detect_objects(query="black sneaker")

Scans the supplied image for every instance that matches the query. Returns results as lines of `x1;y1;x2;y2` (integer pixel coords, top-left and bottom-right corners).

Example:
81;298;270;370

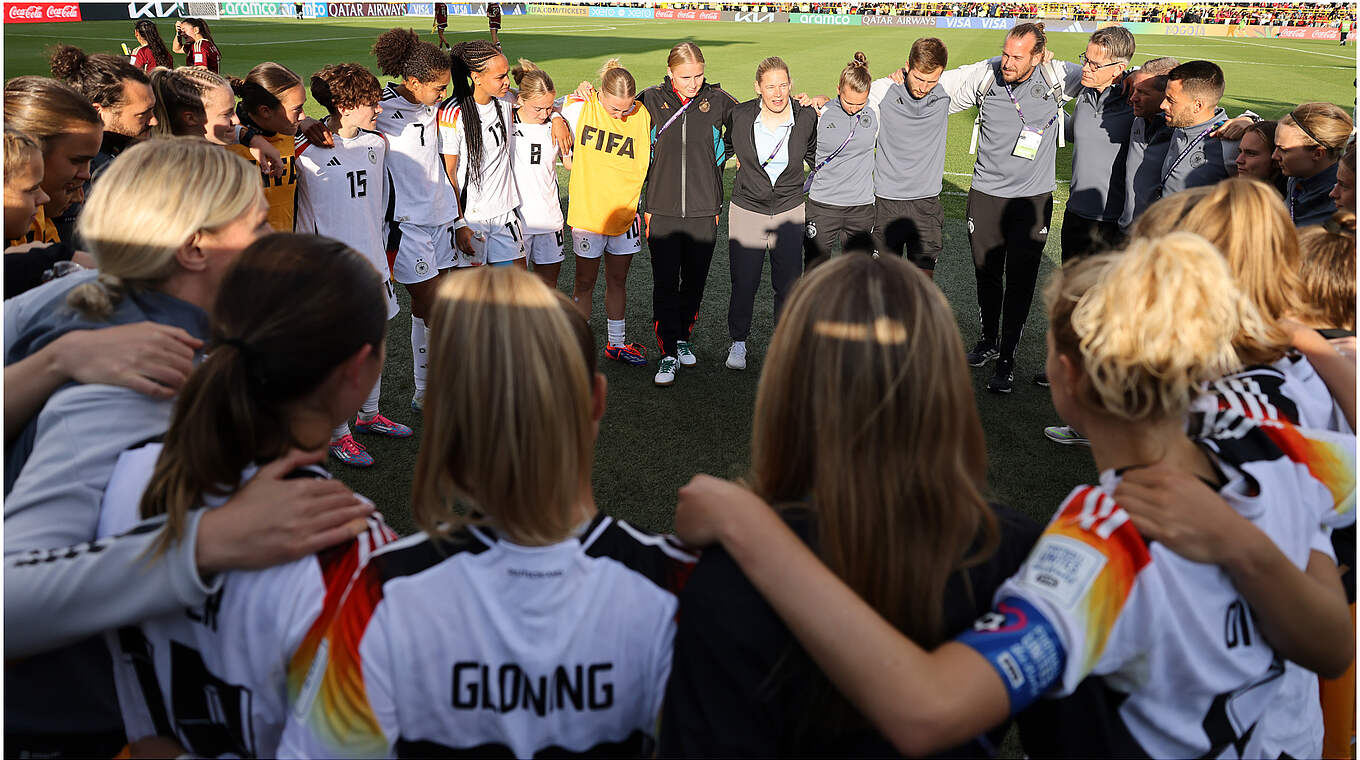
987;359;1015;394
1033;372;1050;387
966;340;1000;367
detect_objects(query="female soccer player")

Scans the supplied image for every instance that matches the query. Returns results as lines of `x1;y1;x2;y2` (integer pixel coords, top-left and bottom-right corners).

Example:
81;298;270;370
803;53;878;270
3;130;50;243
1298;211;1356;334
1234;120;1288;197
672;234;1352;758
1331;139;1356;214
279;267;695;757
228;62;307;232
130;19;172;71
296;62;413;468
1273;102;1354;227
174;18;219;72
661;252;1041;754
96;233;395;759
439;40;525;268
563;60;652;368
2;77;102;247
721;56;817;371
511;59;570;288
371;27;455;412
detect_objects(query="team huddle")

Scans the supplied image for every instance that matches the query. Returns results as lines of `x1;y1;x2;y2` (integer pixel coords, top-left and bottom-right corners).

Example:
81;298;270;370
2;7;1359;760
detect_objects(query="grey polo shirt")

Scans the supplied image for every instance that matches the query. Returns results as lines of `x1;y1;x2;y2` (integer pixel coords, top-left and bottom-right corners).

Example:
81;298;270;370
1119;113;1174;229
1068;80;1135;222
1287;161;1339;227
808;97;878;207
1159;107;1239;197
971;63;1075;199
869;77;952;201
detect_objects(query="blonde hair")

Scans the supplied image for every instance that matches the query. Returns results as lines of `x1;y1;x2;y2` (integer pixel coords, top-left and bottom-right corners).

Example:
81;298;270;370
1130;178;1295;364
70;137;262;320
754;56;789;85
839;51;871;94
598;58;636;100
4;128;42;181
3;76;102;149
666;41;704;69
511;58;555;102
1047;233;1265;421
751;252;997;730
1298;211;1357;331
413;267;596;545
1280;102;1354;160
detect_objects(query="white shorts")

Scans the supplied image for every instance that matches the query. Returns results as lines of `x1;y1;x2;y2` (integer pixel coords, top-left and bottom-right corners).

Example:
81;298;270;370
572;216;642;260
525;229;566;265
391;220;457;284
381;278;399;320
462;210;526;267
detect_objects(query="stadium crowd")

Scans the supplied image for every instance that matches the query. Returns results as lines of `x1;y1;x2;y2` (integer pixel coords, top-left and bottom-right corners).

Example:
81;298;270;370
3;5;1358;758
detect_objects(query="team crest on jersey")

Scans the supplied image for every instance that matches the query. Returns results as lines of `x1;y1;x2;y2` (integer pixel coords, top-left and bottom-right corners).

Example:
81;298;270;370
805;222;817;239
1031;83;1046;99
581;238;591;252
861;114;873;128
368;147;377;165
699;99;710;112
415;258;430;276
1189;152;1206;168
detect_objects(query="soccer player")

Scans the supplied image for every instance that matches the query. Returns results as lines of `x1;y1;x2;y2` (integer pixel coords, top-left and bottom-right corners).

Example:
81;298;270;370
371;27;455;412
3;130;50;243
433;1;450;49
671;233;1354;759
129;20;173;71
1156;60;1238;197
510;59;570;288
173;18;219;72
296;63;414;468
1234;120;1289;196
439;40;525;268
97;234;395;759
563;61;652;369
1298;211;1356;335
278;267;696;757
1331;139;1357;214
802;53;877;271
227;63;307;232
1273;102;1354;227
661;252;1042;755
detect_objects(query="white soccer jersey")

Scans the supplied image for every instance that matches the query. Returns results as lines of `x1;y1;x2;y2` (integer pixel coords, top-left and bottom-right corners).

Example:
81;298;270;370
959;410;1354;758
437;95;519;222
511;117;564;235
279;514;697;758
96;442;395;758
377;83;458;227
295;129;392;283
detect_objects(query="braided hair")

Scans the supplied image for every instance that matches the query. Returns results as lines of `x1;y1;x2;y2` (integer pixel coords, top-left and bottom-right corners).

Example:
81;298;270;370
449;39;505;190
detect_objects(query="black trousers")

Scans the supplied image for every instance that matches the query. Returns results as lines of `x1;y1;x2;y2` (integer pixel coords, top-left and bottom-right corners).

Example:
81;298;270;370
873;195;945;270
1059;209;1124;263
802;198;875;269
727;202;804;342
649;213;717;357
966;188;1053;361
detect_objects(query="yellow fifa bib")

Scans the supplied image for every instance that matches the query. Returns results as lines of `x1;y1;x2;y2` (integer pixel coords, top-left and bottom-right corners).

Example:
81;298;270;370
228;131;298;232
566;94;651;236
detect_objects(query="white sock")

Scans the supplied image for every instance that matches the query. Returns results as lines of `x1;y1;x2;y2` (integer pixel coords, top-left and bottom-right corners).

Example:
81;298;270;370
331;422;351;442
359;376;381;420
607;319;626;348
412;317;429;394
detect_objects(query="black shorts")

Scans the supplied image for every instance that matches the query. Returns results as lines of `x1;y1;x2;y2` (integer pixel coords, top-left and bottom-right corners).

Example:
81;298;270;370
803;198;875;267
874;195;944;270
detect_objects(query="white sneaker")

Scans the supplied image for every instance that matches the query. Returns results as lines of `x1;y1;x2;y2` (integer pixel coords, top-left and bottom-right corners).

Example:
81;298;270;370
654;355;678;386
676;340;697;367
726;341;747;370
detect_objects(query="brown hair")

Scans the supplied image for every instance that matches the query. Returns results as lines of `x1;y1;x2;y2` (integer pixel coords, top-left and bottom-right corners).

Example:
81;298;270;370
1279;102;1354;160
511;58;555;101
907;37;948;72
598;58;637;100
449;39;508;190
229;62;303;118
838;51;871;94
754;56;789;85
1167;60;1225;104
412;267;598;546
310;62;382;115
1008;21;1047;54
373;27;450;83
1298;211;1357;331
181;17;214;43
2;76;102;149
751;252;997;731
666;41;704;69
149;68;205;137
140;234;387;552
133;20;173;69
49;44;148;108
1343;137;1357;174
4;129;42;181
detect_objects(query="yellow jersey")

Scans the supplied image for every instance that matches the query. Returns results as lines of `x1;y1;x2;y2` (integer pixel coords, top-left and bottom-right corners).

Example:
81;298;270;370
563;93;651;236
227;131;298;232
8;205;61;248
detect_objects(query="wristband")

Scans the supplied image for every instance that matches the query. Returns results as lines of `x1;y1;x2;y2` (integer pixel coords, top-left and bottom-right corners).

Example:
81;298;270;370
239;125;263;147
453;217;469;231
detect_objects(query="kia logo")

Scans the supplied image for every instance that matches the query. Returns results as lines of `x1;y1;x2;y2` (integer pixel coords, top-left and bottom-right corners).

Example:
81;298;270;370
734;11;773;22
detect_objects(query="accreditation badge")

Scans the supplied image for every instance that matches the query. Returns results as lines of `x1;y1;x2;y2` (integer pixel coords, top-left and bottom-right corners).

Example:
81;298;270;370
1013;126;1043;161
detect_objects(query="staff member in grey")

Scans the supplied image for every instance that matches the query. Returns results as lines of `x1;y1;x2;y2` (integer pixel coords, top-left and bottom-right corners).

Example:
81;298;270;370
1118;57;1180;231
947;22;1080;395
803;52;877;269
1274;102;1354;227
1156;60;1238;198
721;56;817;371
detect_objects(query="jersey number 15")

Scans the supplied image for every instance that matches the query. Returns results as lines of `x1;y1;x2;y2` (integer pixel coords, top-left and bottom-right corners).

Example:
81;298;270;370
347;170;368;199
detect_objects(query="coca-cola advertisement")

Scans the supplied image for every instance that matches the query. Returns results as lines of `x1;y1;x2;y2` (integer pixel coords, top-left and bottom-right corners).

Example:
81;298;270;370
1277;26;1341;40
654;8;718;21
6;2;82;22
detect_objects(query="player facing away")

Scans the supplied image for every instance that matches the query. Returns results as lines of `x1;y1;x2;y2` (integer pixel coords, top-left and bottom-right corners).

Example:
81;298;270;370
432;2;449;49
97;234;396;758
562;60;651;367
279;267;696;757
510;60;570;288
296;63;414;468
439;40;526;268
371;27;455;413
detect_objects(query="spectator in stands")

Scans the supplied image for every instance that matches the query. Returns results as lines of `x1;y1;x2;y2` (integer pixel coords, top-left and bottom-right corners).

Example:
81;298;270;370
1235;120;1289;197
1274;102;1354;226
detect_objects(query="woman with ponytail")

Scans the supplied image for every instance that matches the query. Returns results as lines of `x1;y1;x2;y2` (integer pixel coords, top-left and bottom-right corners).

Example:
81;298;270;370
802;52;878;269
226;62;307;231
130;19;173;71
510;59;571;287
95;233;395;759
173;17;219;72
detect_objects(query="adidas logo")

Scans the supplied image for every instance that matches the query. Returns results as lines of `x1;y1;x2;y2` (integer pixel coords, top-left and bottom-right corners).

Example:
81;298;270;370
1039;226;1048;235
325;157;342;167
391;111;403;120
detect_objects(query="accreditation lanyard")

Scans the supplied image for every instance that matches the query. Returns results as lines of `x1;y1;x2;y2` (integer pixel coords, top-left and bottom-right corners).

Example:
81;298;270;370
759;121;792;169
656;97;694;138
1159;118;1227;190
802;110;862;193
1003;81;1062;133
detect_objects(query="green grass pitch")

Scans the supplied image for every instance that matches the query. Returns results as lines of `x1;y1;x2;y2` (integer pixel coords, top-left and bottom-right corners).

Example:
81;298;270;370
5;16;1356;538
